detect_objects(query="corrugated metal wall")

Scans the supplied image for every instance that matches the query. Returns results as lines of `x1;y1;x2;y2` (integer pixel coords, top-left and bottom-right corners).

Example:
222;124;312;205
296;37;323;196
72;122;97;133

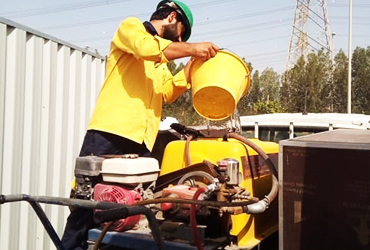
0;17;106;250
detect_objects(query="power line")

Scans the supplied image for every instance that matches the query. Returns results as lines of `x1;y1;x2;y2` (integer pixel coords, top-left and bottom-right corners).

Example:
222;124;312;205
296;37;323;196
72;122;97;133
2;0;241;19
253;58;287;66
331;16;370;21
328;3;370;8
40;5;293;31
1;0;135;18
246;50;287;60
197;6;293;25
194;18;291;39
223;35;289;48
70;20;290;46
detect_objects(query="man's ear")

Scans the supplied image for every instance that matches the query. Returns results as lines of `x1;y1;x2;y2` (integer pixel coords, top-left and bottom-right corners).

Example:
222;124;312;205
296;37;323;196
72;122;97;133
168;11;177;24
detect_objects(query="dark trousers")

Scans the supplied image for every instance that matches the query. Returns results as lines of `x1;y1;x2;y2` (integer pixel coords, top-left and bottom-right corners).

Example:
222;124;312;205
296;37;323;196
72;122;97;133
61;130;150;250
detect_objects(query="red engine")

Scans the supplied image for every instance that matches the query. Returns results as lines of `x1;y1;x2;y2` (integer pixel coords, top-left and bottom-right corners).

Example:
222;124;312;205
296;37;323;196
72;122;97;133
94;183;142;231
83;156;160;231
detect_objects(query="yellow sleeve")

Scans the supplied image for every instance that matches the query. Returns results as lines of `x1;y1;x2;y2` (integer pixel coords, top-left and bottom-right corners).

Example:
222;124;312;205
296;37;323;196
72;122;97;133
112;17;172;64
70;177;76;190
162;68;191;104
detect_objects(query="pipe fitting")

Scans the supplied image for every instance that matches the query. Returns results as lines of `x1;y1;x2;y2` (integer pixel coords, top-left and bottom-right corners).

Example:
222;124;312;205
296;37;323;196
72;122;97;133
206;182;218;192
243;197;270;214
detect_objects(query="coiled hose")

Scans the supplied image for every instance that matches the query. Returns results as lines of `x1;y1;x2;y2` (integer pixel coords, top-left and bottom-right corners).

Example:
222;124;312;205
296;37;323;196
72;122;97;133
177;171;215;185
228;132;279;213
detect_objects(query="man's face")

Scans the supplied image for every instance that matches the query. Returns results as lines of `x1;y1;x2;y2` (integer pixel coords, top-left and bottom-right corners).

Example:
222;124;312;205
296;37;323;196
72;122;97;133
162;21;185;42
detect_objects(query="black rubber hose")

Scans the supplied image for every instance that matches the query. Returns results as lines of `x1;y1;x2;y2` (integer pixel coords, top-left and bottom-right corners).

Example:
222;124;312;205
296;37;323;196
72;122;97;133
0;194;258;208
134;197;258;207
94;206;129;223
228;133;279;213
0;194;123;209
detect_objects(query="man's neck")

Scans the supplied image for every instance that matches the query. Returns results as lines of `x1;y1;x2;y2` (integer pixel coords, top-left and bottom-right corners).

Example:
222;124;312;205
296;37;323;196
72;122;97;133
149;20;163;37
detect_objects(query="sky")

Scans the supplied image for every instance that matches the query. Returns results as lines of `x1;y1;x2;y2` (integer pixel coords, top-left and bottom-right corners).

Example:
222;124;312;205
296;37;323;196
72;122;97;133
0;0;369;74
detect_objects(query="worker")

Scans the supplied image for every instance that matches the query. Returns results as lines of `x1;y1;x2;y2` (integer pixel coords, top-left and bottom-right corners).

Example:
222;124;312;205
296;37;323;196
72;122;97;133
61;1;219;249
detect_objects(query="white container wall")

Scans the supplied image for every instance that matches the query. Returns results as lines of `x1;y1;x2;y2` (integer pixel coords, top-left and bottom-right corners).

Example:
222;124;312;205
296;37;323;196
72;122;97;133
0;17;106;250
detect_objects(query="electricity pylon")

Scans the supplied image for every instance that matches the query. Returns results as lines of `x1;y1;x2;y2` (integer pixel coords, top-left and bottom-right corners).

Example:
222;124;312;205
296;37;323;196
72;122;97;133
286;0;334;70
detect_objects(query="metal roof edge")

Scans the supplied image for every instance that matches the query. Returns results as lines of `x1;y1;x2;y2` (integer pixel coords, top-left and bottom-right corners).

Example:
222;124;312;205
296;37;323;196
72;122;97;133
240;113;370;129
0;16;107;60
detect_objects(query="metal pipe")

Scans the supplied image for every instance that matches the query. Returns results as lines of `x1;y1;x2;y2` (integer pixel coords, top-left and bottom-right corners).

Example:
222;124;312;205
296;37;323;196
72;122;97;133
0;195;165;250
0;195;69;250
28;200;65;250
0;194;120;209
348;0;353;114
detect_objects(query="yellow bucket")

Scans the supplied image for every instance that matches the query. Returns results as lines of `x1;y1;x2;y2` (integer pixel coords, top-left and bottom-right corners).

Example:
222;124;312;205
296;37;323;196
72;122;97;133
190;50;251;120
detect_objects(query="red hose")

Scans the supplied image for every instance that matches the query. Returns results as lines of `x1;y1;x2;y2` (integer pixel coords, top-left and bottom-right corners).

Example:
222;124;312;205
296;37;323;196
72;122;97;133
190;187;206;250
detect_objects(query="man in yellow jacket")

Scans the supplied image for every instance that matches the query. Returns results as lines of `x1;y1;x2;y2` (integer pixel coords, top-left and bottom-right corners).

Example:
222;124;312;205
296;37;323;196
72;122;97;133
62;1;219;249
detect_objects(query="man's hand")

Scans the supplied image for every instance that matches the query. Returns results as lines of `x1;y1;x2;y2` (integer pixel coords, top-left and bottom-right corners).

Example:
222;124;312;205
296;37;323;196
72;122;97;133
190;42;219;60
182;43;219;83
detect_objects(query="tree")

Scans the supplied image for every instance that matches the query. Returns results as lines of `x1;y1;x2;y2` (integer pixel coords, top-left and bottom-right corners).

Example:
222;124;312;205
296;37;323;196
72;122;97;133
246;67;284;115
249;70;261;103
240;70;260;115
280;70;292;111
162;60;204;125
253;100;284;114
167;60;184;75
352;46;370;114
281;55;307;113
332;49;348;113
304;50;332;113
237;60;255;115
281;51;333;113
259;67;280;102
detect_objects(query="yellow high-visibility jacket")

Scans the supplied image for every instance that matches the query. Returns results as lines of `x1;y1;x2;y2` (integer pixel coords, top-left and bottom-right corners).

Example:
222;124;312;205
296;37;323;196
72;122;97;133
88;17;190;151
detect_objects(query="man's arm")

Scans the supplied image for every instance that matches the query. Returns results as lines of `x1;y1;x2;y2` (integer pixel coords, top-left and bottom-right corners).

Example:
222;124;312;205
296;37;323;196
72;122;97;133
163;42;219;61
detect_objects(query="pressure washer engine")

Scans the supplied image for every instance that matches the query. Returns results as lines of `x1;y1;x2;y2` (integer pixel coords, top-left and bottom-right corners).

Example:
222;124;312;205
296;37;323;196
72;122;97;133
74;154;159;232
73;126;279;250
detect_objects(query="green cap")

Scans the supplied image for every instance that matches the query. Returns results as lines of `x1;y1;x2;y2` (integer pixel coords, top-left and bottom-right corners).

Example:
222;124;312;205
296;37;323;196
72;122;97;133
157;0;193;42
